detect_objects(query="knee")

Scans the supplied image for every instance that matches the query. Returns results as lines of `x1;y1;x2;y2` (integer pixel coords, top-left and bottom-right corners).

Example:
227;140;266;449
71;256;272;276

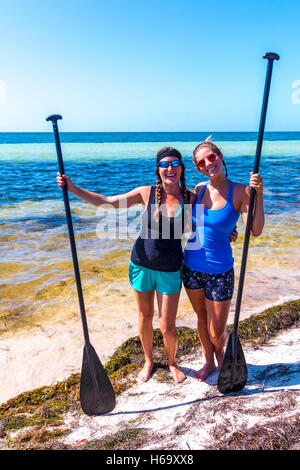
139;310;154;322
160;322;176;338
209;328;227;344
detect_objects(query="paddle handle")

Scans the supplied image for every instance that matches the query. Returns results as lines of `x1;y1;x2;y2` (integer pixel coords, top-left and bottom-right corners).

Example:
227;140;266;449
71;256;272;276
47;114;90;345
233;53;279;333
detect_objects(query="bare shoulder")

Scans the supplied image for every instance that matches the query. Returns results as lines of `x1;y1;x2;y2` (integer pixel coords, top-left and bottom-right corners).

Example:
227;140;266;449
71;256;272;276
111;185;151;208
233;182;250;199
138;185;152;205
139;185;152;194
188;189;197;205
138;185;151;193
120;185;150;198
232;181;250;212
195;181;207;196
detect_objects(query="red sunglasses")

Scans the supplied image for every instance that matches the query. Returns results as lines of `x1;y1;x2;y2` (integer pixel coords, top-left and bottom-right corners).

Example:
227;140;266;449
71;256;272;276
196;153;217;169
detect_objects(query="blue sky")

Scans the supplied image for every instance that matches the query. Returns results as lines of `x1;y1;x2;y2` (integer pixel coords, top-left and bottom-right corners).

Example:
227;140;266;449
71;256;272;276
0;0;299;132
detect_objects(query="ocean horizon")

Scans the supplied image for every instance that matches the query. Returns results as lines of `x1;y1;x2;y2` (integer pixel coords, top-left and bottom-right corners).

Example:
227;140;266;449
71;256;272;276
1;130;300;144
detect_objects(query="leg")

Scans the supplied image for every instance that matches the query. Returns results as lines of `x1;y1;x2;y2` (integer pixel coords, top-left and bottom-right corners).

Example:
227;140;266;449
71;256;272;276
185;288;217;381
156;291;186;383
133;289;155;382
204;268;234;369
205;298;231;369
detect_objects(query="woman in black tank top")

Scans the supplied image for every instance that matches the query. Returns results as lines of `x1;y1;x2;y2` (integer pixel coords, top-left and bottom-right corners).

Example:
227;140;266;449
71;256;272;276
57;147;194;384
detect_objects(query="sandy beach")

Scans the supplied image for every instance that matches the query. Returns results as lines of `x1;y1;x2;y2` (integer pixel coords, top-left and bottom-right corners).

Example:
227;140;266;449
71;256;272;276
1;274;299;406
0;299;299;451
61;326;300;451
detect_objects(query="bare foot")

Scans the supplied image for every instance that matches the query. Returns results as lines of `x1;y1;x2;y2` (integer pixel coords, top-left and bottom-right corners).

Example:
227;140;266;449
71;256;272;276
138;361;154;382
194;363;216;382
169;364;186;383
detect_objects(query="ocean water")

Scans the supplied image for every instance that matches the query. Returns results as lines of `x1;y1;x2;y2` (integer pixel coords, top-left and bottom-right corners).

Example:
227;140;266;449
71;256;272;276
0;131;299;338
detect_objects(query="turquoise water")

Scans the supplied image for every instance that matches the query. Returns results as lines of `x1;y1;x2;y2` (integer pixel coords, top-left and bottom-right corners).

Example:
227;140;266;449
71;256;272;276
0;132;299;334
1;131;299;144
1;135;299;213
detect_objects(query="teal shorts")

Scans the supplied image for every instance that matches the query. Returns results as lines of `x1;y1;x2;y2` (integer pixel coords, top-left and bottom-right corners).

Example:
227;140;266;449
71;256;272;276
129;261;182;295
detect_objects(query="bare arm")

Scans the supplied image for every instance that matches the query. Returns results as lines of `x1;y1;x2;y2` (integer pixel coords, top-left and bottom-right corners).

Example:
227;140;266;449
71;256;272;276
194;182;206;198
56;173;150;209
239;173;265;237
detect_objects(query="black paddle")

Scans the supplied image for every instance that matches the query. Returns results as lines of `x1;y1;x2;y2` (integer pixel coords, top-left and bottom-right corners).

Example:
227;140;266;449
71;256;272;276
46;114;116;415
217;52;280;394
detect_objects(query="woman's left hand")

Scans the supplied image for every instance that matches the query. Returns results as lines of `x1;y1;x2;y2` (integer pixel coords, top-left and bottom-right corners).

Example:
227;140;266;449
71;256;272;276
229;225;238;243
249;172;263;195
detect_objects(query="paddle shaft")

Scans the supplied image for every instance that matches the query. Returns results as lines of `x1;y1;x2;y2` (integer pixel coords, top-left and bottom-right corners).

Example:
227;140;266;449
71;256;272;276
233;53;279;334
50;119;90;345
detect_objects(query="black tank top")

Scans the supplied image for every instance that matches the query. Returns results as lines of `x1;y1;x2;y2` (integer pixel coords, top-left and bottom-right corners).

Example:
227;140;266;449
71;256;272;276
130;186;191;272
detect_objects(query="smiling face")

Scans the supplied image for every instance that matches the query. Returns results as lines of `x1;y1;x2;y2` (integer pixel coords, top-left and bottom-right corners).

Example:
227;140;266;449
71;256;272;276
194;146;224;179
158;157;182;185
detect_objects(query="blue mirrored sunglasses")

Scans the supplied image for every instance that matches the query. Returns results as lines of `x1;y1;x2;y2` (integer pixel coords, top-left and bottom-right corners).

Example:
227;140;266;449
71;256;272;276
158;160;181;168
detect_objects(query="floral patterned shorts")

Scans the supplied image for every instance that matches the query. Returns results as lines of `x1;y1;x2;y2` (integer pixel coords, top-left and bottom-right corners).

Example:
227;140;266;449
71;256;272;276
182;264;234;302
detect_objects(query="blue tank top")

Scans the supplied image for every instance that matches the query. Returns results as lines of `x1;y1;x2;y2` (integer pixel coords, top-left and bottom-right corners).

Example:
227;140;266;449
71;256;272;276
184;180;239;274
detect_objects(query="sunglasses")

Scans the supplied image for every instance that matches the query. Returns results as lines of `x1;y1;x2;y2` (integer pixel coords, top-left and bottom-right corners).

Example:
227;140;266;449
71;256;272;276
159;160;181;168
196;154;217;169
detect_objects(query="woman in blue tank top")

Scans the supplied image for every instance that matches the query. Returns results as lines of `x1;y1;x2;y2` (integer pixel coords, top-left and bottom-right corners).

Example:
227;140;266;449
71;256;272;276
57;147;192;384
183;137;264;382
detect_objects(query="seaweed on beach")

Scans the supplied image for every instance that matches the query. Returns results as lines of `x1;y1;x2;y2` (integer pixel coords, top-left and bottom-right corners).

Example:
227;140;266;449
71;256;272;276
104;299;300;389
228;299;300;347
8;426;151;451
101;323;199;393
74;427;150;451
8;425;70;450
0;374;81;442
0;298;299;450
210;413;300;450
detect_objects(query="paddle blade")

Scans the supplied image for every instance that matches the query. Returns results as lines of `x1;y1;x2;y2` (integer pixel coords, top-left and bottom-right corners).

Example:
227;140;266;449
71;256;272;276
80;342;116;416
217;332;248;394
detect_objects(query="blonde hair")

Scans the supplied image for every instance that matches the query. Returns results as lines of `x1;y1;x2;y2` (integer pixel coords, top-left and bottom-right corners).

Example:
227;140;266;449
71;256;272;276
193;136;228;178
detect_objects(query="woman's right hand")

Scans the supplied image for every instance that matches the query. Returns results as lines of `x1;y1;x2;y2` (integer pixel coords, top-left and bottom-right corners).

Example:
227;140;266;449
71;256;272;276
56;172;74;191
